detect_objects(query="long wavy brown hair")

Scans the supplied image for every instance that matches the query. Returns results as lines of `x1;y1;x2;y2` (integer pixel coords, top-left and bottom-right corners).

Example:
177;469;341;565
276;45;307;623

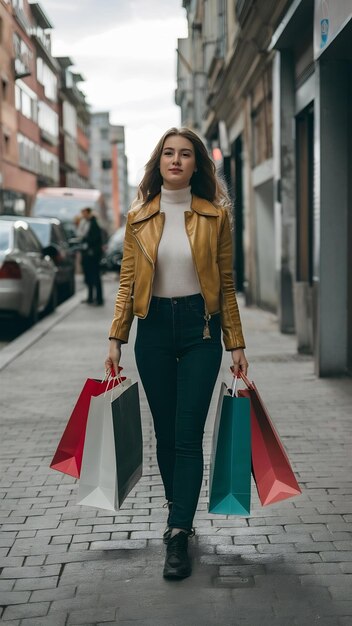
135;127;231;213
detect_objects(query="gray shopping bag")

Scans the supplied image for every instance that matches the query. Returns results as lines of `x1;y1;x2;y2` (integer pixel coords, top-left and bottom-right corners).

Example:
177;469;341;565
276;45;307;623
77;379;142;511
111;382;143;507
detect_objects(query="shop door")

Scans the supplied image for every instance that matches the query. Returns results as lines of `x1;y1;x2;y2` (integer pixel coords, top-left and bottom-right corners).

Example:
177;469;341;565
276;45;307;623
231;136;245;292
295;104;314;353
348;77;352;374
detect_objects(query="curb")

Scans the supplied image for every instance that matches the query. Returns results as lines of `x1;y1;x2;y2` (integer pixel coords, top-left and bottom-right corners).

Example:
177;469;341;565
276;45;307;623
0;284;85;372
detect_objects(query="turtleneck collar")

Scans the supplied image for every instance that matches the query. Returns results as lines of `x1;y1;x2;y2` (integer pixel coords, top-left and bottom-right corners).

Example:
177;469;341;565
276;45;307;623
161;185;191;205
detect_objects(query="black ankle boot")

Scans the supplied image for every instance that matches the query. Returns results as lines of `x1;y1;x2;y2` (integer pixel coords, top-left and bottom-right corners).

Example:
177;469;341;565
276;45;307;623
163;531;191;579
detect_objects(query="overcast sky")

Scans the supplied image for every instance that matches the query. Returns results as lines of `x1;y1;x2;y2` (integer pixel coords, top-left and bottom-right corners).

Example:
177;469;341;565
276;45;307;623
40;0;188;186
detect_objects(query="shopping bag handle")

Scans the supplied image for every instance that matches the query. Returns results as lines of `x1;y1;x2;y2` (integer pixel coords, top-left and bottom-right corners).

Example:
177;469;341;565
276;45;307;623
230;366;254;390
103;365;123;381
238;370;254;389
230;376;238;397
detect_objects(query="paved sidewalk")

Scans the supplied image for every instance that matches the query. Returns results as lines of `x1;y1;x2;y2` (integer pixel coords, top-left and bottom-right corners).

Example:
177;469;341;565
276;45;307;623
0;274;352;626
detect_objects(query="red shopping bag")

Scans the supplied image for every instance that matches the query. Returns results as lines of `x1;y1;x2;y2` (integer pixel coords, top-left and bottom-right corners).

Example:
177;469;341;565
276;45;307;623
50;369;125;478
237;371;301;506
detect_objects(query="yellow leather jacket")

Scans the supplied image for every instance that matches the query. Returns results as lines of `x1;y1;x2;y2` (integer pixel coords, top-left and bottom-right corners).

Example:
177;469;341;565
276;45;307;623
109;193;245;350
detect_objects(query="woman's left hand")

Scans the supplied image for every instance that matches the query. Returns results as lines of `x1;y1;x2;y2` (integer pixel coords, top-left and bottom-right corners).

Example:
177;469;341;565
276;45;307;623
231;348;248;377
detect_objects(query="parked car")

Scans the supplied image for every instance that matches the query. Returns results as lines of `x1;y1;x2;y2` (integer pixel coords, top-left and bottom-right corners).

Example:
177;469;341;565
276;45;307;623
0;219;57;327
100;226;125;273
14;217;76;301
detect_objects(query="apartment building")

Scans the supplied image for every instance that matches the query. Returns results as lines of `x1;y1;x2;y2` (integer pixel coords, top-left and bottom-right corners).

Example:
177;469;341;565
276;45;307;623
0;0;90;215
89;112;129;227
176;0;352;376
56;56;90;189
0;0;60;213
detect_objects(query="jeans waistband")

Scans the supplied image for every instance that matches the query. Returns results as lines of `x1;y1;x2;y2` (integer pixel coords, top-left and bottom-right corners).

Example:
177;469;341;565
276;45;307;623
150;293;203;308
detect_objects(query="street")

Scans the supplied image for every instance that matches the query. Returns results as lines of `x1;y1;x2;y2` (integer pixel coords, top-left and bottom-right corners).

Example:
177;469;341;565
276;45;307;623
0;274;352;626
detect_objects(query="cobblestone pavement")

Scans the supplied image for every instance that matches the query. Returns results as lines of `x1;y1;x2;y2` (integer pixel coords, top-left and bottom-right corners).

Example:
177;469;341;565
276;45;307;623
0;274;351;626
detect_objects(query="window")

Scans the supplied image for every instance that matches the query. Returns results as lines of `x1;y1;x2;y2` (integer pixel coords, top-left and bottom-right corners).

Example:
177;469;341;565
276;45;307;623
100;128;109;140
38;101;59;143
1;78;8;101
52;224;66;246
12;0;25;9
17;134;59;182
13;33;32;78
78;147;89;162
4;133;10;154
63;100;77;137
251;99;273;166
77;116;89;135
0;224;11;251
217;0;227;57
64;134;78;169
36;57;57;101
39;147;59;183
15;84;21;109
21;90;31;118
28;222;50;247
15;80;38;122
25;228;42;253
17;133;40;173
16;227;28;252
102;159;112;170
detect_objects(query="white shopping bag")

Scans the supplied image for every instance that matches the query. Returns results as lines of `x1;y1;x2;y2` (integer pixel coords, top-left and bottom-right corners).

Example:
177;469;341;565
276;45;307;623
77;379;137;512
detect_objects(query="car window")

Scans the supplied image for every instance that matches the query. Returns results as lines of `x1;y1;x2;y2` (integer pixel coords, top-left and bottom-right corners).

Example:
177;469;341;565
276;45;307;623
0;223;11;251
52;224;66;245
24;228;42;253
57;224;69;244
16;227;31;252
28;222;51;247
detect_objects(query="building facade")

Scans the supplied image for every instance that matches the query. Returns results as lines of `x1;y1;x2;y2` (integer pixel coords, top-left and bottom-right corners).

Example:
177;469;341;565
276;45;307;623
56;57;90;189
0;0;60;213
0;0;90;215
176;0;352;376
89;112;129;228
270;0;352;376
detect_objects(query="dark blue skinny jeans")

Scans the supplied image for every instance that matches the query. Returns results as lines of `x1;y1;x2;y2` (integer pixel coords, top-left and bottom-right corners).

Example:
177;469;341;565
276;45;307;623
134;293;222;531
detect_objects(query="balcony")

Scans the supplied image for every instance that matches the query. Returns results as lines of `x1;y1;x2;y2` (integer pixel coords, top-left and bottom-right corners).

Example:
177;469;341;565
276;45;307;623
31;27;52;57
29;3;56;67
13;48;32;80
13;5;32;34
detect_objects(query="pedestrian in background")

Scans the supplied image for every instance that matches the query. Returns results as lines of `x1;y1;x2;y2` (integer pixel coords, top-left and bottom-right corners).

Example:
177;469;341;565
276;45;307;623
80;207;104;306
105;127;248;579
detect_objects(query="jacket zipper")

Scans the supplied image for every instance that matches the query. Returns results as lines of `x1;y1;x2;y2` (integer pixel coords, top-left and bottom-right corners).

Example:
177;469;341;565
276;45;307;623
131;213;165;317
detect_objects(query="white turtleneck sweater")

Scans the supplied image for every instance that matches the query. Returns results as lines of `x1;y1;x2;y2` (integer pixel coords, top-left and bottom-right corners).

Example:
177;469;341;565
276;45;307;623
152;185;201;297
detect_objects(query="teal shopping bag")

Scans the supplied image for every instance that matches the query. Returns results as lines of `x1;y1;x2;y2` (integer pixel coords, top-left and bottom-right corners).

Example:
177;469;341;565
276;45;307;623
208;381;251;516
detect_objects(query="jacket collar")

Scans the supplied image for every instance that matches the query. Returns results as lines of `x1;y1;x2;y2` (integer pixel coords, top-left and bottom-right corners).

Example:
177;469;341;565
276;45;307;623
129;193;219;224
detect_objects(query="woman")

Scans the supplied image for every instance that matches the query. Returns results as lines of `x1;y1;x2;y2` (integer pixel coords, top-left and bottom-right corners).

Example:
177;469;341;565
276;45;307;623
105;127;248;580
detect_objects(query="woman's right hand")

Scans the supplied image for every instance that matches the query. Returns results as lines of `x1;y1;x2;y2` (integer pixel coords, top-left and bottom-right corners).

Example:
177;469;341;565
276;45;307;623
105;339;121;378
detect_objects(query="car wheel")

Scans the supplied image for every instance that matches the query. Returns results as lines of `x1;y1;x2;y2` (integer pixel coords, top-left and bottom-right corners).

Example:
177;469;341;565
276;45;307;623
24;289;39;329
45;284;58;315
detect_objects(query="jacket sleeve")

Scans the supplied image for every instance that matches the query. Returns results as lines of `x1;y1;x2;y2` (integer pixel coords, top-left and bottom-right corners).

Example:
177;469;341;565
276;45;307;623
218;209;246;350
108;219;135;342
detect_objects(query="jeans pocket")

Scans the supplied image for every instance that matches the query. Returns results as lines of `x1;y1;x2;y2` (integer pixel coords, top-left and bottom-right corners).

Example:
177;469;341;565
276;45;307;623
188;301;205;319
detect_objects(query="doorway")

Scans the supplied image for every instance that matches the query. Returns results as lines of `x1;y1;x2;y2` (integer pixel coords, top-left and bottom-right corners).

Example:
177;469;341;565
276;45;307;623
231;136;245;292
294;103;314;353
